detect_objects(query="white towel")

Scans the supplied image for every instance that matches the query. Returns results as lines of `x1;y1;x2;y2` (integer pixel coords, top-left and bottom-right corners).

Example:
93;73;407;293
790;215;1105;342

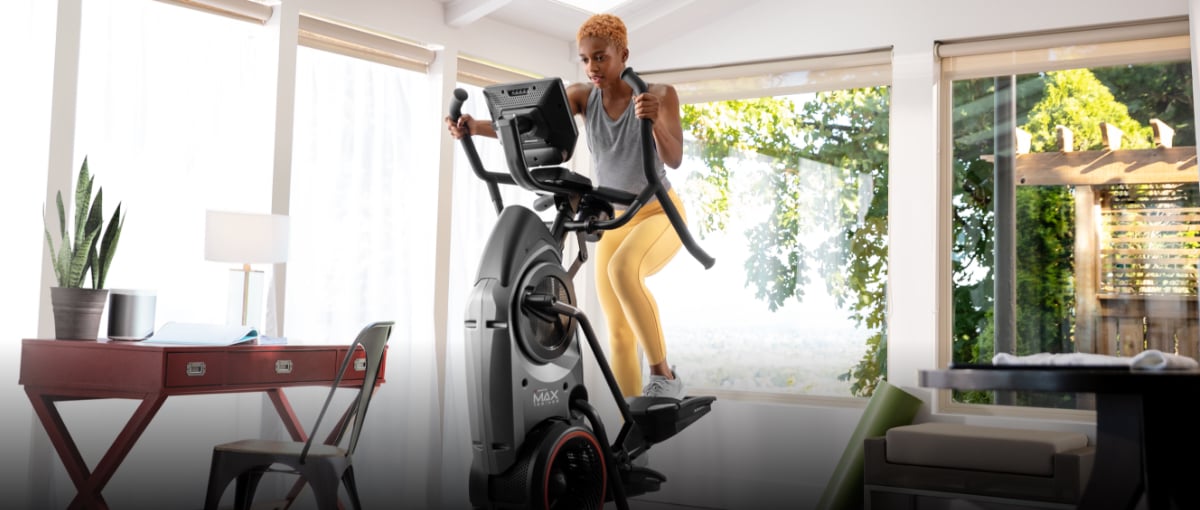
1130;349;1200;371
992;352;1131;366
992;350;1199;371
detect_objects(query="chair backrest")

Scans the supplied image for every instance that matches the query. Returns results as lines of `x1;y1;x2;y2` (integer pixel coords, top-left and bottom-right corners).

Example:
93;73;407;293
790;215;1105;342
300;321;394;461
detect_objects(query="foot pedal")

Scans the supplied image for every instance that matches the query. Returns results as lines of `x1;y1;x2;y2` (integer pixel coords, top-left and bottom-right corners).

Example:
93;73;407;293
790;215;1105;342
628;395;716;444
615;465;666;500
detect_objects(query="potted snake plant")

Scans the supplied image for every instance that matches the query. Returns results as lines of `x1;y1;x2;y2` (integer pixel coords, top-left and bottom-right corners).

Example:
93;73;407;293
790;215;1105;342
44;156;125;340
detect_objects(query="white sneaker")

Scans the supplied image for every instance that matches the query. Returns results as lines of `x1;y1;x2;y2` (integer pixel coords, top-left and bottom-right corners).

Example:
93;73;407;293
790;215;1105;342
642;367;685;399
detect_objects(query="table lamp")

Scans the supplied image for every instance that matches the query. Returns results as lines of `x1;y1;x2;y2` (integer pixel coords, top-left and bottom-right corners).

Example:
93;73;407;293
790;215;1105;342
204;210;290;327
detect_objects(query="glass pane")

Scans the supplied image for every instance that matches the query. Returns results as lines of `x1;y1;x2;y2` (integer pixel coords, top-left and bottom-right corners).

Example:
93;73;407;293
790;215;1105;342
949;61;1197;408
657;87;891;397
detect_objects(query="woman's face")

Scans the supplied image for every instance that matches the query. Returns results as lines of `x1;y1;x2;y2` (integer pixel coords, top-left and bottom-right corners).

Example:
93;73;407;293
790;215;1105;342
578;36;626;87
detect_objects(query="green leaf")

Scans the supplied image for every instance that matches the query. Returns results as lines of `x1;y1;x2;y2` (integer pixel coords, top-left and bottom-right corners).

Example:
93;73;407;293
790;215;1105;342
55;191;66;241
43;223;62;285
95;202;124;289
65;226;98;288
73;157;92;250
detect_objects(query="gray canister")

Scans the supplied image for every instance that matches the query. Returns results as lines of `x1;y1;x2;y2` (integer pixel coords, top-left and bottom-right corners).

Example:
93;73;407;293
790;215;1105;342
107;289;157;340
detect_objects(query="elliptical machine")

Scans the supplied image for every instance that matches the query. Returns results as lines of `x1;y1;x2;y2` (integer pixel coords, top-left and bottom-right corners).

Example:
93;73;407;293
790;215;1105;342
450;68;717;510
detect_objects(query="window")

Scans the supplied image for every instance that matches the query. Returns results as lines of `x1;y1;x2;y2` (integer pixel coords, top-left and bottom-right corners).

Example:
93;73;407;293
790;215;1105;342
942;19;1195;409
644;52;891;398
73;0;276;325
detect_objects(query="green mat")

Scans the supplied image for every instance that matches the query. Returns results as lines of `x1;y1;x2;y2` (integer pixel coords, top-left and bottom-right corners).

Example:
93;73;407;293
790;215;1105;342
814;380;923;510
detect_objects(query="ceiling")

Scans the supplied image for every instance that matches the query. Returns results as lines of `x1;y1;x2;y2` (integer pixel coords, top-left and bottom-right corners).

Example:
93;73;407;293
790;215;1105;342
439;0;741;60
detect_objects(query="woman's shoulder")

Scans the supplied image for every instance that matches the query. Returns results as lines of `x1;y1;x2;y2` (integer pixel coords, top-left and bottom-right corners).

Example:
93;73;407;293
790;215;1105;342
566;82;594;115
647;82;679;100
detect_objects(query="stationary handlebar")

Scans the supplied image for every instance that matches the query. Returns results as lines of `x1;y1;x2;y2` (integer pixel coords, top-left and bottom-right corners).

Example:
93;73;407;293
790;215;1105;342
449;89;511;215
619;68;715;269
449;68;714;269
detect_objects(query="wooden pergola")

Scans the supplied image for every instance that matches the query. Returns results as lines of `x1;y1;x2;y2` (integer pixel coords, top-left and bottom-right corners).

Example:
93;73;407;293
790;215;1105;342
1015;120;1200;359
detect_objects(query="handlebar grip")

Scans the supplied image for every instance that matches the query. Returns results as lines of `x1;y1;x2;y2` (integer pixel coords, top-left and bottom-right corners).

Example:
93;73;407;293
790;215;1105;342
450;88;468;122
621;67;648;95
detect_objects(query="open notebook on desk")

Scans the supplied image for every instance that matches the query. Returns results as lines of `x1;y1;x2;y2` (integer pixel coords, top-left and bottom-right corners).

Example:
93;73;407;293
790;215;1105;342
139;322;258;346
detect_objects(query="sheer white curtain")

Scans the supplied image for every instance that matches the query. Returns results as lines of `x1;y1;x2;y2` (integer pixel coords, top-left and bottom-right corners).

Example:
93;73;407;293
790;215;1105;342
0;0;54;504
286;44;439;507
74;0;276;323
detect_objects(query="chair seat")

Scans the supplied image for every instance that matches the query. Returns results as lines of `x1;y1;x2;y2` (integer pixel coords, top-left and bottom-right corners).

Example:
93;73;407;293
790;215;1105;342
216;439;347;459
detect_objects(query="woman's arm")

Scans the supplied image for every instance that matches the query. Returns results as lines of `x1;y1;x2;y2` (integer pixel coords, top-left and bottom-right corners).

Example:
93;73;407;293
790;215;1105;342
566;82;591;117
445;113;496;139
636;83;684;169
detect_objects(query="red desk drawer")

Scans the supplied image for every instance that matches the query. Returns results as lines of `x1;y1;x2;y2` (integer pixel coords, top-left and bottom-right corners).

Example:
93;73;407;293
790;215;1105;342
335;346;388;382
227;350;336;385
166;352;227;387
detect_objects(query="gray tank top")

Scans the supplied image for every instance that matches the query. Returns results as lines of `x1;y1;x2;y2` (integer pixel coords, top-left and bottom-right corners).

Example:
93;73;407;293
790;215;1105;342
585;86;670;198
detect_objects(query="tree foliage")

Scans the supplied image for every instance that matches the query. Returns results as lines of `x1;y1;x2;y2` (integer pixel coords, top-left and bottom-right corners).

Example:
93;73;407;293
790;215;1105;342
681;88;890;396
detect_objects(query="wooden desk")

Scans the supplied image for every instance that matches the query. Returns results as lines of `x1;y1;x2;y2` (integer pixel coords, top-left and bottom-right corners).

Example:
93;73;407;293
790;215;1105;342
19;337;387;510
921;366;1200;510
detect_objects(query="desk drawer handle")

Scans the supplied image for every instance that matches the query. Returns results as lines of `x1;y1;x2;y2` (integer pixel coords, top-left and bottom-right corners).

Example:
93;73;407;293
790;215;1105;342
275;359;293;374
186;362;206;377
354;358;367;372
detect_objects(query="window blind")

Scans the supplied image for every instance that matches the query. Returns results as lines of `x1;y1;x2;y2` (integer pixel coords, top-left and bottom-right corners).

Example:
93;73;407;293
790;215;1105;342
641;48;892;103
457;56;538;87
298;14;435;73
154;0;273;24
939;17;1190;80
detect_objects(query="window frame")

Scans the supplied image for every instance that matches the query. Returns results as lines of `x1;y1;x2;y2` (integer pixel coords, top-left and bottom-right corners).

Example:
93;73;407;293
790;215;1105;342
935;17;1193;419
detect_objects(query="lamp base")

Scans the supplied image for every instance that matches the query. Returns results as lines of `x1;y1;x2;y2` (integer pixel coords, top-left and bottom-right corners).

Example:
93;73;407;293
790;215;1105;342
226;267;265;328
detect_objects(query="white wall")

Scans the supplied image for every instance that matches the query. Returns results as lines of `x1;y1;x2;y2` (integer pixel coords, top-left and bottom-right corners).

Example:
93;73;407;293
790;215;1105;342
9;0;1192;509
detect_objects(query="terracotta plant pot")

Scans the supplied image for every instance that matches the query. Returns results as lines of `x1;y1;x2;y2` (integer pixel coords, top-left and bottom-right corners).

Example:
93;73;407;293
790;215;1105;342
50;287;109;340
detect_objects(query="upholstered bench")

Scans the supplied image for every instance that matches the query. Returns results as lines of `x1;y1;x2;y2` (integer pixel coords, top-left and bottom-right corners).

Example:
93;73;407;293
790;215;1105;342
863;422;1094;509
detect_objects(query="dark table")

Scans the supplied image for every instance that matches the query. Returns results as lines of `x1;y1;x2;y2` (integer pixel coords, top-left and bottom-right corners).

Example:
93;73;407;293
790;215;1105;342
921;365;1200;510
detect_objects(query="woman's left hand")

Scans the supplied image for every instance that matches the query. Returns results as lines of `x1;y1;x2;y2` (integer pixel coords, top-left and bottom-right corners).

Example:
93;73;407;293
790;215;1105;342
633;92;660;122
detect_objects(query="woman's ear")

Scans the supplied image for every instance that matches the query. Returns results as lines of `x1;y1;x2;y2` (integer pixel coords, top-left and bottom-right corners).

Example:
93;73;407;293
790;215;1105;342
621;48;629;63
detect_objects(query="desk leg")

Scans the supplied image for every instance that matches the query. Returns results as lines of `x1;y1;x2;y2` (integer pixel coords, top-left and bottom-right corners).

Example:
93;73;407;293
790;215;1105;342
1143;393;1199;509
266;388;308;442
26;388;166;510
1079;393;1144;510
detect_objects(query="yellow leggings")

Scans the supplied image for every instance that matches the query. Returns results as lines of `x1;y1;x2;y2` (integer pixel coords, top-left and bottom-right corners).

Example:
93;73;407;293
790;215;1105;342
594;188;686;397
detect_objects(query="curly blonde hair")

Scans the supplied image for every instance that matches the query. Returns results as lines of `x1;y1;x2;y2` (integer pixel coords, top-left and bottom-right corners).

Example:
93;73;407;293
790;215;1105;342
576;13;627;51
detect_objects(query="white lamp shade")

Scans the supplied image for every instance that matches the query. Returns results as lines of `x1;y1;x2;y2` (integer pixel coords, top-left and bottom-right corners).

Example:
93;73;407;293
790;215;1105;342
205;210;290;264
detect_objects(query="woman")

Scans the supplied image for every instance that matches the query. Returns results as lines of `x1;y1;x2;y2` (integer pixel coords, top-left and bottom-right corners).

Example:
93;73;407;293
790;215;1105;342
446;14;688;399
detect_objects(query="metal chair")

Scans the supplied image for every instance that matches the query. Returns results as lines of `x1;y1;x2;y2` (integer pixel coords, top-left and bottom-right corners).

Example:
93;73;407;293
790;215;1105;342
202;321;393;510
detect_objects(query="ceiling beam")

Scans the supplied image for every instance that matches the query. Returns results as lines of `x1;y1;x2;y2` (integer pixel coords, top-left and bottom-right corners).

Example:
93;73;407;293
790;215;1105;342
444;0;512;28
611;0;694;31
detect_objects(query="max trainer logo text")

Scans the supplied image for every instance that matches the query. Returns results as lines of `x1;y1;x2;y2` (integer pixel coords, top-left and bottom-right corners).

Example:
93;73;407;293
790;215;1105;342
532;388;559;407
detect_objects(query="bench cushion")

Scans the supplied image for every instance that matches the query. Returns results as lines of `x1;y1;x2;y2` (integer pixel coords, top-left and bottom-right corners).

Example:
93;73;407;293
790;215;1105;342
885;422;1088;476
